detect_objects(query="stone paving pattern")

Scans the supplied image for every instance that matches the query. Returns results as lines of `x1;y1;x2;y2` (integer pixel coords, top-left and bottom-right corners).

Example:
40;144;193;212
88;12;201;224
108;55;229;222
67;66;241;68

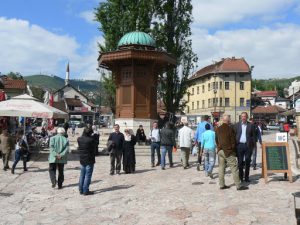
0;131;299;225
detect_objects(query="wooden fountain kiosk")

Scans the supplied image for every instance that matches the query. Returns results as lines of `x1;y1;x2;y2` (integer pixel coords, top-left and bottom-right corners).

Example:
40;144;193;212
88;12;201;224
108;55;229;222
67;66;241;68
98;31;176;133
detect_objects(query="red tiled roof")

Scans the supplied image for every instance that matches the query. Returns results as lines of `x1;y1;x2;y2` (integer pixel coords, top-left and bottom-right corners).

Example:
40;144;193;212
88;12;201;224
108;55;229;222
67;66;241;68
53;101;67;112
190;57;250;80
256;91;278;97
65;98;82;107
252;105;286;114
2;77;27;90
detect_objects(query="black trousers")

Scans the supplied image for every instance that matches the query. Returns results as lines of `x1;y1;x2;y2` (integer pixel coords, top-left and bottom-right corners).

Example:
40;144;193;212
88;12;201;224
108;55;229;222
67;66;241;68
110;151;122;174
49;163;65;187
237;143;252;180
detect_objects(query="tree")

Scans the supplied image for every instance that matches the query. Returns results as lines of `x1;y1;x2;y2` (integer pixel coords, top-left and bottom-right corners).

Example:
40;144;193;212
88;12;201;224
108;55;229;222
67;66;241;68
95;0;154;52
95;0;154;114
95;0;197;115
6;72;23;80
152;0;197;114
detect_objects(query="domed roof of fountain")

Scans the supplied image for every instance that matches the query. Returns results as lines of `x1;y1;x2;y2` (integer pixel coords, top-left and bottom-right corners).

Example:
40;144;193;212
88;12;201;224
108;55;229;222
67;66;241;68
117;31;156;48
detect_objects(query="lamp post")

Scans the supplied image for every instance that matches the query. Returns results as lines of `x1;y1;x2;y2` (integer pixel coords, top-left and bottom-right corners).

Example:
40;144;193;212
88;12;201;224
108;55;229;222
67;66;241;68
292;192;300;225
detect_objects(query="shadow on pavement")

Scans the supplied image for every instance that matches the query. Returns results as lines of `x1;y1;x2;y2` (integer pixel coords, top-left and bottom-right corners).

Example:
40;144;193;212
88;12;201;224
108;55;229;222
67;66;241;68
134;169;155;174
63;179;103;188
95;184;134;194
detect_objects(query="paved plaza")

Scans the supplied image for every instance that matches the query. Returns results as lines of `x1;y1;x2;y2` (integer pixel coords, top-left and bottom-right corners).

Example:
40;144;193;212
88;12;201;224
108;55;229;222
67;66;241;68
0;131;299;225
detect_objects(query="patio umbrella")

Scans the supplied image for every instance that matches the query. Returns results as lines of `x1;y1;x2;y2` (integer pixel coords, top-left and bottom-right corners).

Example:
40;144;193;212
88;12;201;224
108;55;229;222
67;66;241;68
0;94;68;119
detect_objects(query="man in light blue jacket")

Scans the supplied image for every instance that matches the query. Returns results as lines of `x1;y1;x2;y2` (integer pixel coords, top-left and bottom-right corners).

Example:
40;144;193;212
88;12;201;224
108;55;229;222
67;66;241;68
194;115;213;171
201;123;216;178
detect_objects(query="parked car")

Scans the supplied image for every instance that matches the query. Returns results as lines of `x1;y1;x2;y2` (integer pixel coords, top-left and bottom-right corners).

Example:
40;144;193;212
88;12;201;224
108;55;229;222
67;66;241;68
266;124;280;130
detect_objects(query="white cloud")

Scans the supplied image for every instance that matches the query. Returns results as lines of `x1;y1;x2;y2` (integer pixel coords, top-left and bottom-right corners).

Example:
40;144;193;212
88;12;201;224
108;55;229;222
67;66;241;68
192;0;296;27
79;10;96;24
0;17;102;80
191;24;300;78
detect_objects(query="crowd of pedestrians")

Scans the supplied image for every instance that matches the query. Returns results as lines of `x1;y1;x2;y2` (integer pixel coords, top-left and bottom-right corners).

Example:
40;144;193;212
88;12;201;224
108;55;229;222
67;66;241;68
0;111;264;196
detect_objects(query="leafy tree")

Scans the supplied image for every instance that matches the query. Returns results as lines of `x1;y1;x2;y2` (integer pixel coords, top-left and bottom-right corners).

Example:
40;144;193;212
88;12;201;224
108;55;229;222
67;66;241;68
152;0;197;114
95;0;196;115
6;72;23;80
95;0;154;114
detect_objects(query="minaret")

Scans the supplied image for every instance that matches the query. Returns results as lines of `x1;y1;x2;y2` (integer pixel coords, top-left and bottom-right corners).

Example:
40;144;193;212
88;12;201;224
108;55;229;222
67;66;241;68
65;62;70;86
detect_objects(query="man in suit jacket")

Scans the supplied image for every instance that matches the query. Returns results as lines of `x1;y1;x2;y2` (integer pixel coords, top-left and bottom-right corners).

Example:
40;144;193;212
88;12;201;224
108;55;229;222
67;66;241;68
234;112;255;182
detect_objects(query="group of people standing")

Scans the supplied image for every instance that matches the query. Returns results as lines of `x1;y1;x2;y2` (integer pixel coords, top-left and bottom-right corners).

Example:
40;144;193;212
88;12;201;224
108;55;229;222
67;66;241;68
193;112;262;191
1;112;264;196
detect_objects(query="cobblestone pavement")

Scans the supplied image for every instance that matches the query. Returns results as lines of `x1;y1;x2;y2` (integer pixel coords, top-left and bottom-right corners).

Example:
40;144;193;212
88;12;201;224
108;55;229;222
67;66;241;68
0;131;299;225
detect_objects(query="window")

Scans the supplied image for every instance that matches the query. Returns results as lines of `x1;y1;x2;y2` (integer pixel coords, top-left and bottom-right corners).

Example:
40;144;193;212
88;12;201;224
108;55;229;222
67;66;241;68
216;82;218;90
240;82;244;90
219;81;222;89
212;82;216;90
213;98;218;106
208;99;211;107
208;83;210;91
202;100;205;108
225;82;230;90
197;86;199;94
246;99;250;107
192;102;194;110
225;98;230;107
240;98;245;107
220;98;222;107
202;85;205;93
197;101;199;109
75;95;79;100
239;74;244;78
192;88;194;95
225;74;229;77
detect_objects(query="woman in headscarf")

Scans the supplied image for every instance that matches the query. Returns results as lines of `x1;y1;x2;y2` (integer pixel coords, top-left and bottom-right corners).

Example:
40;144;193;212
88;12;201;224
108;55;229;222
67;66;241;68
122;129;136;174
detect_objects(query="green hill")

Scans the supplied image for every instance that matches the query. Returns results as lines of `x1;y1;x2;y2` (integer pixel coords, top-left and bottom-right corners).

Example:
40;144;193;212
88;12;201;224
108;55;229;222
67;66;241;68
24;75;100;92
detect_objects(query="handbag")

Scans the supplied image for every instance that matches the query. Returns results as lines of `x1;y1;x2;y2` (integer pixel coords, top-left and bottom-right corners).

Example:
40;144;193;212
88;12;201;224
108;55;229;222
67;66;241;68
192;145;198;156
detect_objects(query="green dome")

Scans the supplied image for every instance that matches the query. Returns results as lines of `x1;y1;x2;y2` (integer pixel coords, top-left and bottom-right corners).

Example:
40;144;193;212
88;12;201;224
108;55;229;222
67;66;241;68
117;31;156;48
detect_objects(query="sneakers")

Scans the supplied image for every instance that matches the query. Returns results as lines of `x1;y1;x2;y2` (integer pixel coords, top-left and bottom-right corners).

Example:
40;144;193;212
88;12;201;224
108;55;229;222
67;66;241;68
83;191;94;196
11;168;15;174
151;164;155;168
209;173;213;179
155;163;160;166
220;185;230;190
237;186;249;191
161;167;165;170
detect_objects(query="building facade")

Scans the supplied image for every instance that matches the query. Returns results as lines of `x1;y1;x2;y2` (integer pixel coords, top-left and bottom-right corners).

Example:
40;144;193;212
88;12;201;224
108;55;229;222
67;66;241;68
185;57;252;123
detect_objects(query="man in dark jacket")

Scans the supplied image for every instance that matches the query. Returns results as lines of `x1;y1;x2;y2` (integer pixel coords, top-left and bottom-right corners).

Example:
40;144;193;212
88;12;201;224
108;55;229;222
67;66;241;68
160;122;176;170
77;127;95;195
108;124;124;175
216;115;248;191
234;112;255;182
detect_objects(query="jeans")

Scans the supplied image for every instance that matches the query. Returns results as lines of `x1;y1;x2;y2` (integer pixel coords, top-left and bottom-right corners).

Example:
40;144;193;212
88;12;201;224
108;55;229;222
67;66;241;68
12;149;27;170
218;150;240;188
49;163;64;187
151;142;161;165
79;164;94;194
251;145;257;168
161;145;173;168
204;149;216;174
237;143;252;181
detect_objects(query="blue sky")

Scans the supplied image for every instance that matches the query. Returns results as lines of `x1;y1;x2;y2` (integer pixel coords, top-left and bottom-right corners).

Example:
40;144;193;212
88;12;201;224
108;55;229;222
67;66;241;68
1;0;300;79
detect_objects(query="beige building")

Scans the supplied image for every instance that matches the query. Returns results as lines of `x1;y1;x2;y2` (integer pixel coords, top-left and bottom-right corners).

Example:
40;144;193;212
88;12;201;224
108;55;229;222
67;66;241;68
185;57;252;123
